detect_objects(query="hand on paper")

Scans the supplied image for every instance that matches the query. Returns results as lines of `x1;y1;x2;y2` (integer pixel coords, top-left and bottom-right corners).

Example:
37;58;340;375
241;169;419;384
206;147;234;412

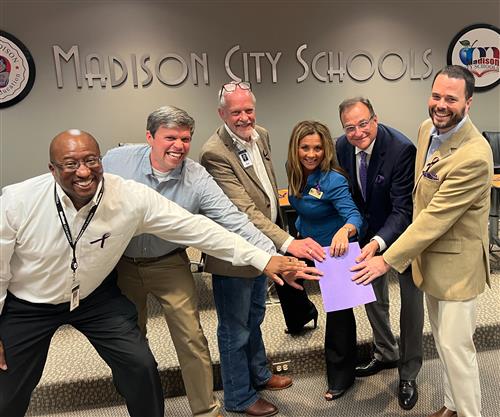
350;255;390;285
329;227;349;257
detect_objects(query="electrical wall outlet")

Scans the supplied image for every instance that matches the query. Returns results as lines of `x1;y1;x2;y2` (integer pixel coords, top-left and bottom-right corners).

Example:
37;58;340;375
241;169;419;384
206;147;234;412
272;360;291;374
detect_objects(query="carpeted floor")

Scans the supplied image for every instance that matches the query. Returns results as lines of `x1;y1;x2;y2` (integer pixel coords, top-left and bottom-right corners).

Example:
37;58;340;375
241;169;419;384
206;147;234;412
29;348;500;417
24;253;500;416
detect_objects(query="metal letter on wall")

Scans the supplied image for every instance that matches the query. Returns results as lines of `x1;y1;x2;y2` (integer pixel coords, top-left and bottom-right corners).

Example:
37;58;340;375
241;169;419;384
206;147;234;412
53;45;82;88
156;53;188;86
85;54;107;87
378;50;407;80
108;55;128;87
346;50;375;81
225;45;242;82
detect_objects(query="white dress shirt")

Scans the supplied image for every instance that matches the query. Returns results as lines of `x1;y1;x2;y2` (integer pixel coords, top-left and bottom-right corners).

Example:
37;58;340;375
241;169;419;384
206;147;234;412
0;173;271;314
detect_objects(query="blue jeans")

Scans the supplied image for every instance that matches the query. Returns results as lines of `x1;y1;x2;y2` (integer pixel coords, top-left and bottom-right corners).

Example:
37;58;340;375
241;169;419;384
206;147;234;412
212;273;272;411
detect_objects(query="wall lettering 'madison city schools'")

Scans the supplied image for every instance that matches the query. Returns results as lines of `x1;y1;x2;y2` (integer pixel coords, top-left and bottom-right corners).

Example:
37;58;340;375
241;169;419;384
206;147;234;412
52;44;433;89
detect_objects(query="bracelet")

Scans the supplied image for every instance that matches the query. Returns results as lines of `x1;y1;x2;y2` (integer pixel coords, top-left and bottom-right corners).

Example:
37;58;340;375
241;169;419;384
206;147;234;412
342;225;353;234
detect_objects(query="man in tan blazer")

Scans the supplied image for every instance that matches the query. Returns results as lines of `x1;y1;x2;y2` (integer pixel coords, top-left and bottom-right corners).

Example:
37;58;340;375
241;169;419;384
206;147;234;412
352;65;492;417
199;81;324;417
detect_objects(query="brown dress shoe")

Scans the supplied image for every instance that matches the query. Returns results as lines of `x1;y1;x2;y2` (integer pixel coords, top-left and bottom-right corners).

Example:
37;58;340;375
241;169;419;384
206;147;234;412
261;374;293;390
428;406;457;417
244;398;278;417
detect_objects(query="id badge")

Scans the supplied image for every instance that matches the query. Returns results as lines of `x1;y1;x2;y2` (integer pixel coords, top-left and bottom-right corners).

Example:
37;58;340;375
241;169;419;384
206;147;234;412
238;150;253;168
70;281;80;311
308;187;323;199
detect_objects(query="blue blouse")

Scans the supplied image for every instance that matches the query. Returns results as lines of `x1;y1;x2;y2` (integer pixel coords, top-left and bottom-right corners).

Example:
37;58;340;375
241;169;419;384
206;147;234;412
289;169;363;247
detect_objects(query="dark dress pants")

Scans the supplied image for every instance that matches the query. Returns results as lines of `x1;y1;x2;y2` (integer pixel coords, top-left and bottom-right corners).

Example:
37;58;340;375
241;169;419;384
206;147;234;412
0;271;164;417
274;256;318;333
325;307;357;390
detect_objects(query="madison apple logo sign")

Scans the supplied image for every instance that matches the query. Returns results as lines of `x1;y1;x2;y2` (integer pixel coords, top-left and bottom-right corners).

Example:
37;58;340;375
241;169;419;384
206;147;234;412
448;24;499;91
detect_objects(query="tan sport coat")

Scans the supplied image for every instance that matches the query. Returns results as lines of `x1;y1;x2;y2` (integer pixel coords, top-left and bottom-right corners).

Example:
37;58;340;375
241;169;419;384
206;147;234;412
384;117;492;301
199;125;290;277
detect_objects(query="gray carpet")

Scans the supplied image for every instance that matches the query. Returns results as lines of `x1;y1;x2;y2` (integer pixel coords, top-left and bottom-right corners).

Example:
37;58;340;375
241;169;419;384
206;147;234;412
28;348;500;417
24;253;500;415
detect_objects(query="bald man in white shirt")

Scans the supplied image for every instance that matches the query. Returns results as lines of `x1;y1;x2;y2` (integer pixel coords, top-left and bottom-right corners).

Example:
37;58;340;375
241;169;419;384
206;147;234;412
0;129;308;417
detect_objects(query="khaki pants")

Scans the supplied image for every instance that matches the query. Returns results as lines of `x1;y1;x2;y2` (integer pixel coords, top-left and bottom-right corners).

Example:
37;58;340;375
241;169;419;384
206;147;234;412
426;294;481;417
117;251;220;417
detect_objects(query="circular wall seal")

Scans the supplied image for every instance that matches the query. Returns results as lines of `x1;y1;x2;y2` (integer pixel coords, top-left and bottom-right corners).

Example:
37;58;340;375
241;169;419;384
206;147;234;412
447;24;500;92
0;31;36;108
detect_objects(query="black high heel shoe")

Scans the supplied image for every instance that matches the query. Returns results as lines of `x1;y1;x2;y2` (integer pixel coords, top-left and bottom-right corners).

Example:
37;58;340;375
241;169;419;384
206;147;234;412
284;309;318;334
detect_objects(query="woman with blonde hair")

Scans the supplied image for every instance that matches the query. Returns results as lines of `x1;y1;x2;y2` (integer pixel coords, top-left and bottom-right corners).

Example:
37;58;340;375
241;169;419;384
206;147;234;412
287;120;363;401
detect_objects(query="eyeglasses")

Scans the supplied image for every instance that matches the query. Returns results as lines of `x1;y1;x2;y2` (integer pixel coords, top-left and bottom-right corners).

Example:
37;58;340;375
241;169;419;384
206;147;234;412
51;156;102;172
343;115;374;135
219;81;252;98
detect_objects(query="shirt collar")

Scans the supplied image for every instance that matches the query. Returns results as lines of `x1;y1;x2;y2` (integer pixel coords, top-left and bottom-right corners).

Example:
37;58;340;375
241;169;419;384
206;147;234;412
430;115;468;143
355;138;376;156
224;124;259;148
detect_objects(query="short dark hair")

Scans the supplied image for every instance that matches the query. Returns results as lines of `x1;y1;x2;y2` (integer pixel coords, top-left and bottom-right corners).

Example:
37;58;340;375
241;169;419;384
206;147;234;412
432;65;475;99
146;105;195;137
338;97;375;123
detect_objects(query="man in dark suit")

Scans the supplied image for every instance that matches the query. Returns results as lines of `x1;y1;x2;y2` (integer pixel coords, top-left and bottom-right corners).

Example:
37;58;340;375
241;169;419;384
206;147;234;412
336;97;424;410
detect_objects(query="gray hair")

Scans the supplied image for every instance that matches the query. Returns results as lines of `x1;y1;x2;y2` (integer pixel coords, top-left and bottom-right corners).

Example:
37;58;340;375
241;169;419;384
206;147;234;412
146;105;195;137
338;97;376;122
217;81;256;108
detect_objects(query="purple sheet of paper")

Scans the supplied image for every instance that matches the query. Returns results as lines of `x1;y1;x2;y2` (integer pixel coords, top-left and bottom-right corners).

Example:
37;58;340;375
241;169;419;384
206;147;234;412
315;242;376;312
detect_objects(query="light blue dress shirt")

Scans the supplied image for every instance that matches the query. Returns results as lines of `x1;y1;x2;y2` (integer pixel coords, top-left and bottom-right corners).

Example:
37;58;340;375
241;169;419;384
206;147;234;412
103;144;276;258
426;115;469;161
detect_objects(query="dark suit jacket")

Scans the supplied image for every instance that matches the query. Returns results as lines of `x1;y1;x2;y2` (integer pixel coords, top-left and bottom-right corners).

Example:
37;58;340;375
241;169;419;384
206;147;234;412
336;123;416;249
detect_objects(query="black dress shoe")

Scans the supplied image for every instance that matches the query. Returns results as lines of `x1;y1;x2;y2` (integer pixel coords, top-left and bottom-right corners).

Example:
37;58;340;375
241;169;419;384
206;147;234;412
355;358;398;377
398;380;418;410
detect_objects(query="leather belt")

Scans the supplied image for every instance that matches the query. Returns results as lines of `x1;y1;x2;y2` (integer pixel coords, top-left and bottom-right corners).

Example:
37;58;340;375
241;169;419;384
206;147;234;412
122;247;186;264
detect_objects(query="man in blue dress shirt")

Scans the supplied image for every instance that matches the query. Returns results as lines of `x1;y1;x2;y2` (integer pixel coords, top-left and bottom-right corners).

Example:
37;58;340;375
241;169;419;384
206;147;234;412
103;105;320;417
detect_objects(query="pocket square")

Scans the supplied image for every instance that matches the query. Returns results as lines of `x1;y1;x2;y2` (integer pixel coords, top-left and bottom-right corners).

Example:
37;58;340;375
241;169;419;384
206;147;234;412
375;174;384;184
422;171;439;181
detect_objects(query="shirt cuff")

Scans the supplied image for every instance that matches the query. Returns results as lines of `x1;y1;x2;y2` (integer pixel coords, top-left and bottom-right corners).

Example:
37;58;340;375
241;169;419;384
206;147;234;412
372;235;387;252
279;236;294;254
251;252;272;272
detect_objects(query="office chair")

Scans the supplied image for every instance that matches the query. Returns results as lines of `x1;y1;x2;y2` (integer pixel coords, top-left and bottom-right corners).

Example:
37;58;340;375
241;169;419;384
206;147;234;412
483;131;500;265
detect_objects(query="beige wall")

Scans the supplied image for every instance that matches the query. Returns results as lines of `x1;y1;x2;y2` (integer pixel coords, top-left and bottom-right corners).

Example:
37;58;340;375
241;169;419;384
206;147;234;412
1;0;499;188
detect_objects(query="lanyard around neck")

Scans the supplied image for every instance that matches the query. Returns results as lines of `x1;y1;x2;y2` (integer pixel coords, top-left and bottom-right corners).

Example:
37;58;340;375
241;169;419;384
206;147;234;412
54;180;104;274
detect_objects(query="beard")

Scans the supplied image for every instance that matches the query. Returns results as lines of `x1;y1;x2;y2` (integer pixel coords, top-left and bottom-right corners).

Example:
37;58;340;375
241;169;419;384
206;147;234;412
428;106;466;132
